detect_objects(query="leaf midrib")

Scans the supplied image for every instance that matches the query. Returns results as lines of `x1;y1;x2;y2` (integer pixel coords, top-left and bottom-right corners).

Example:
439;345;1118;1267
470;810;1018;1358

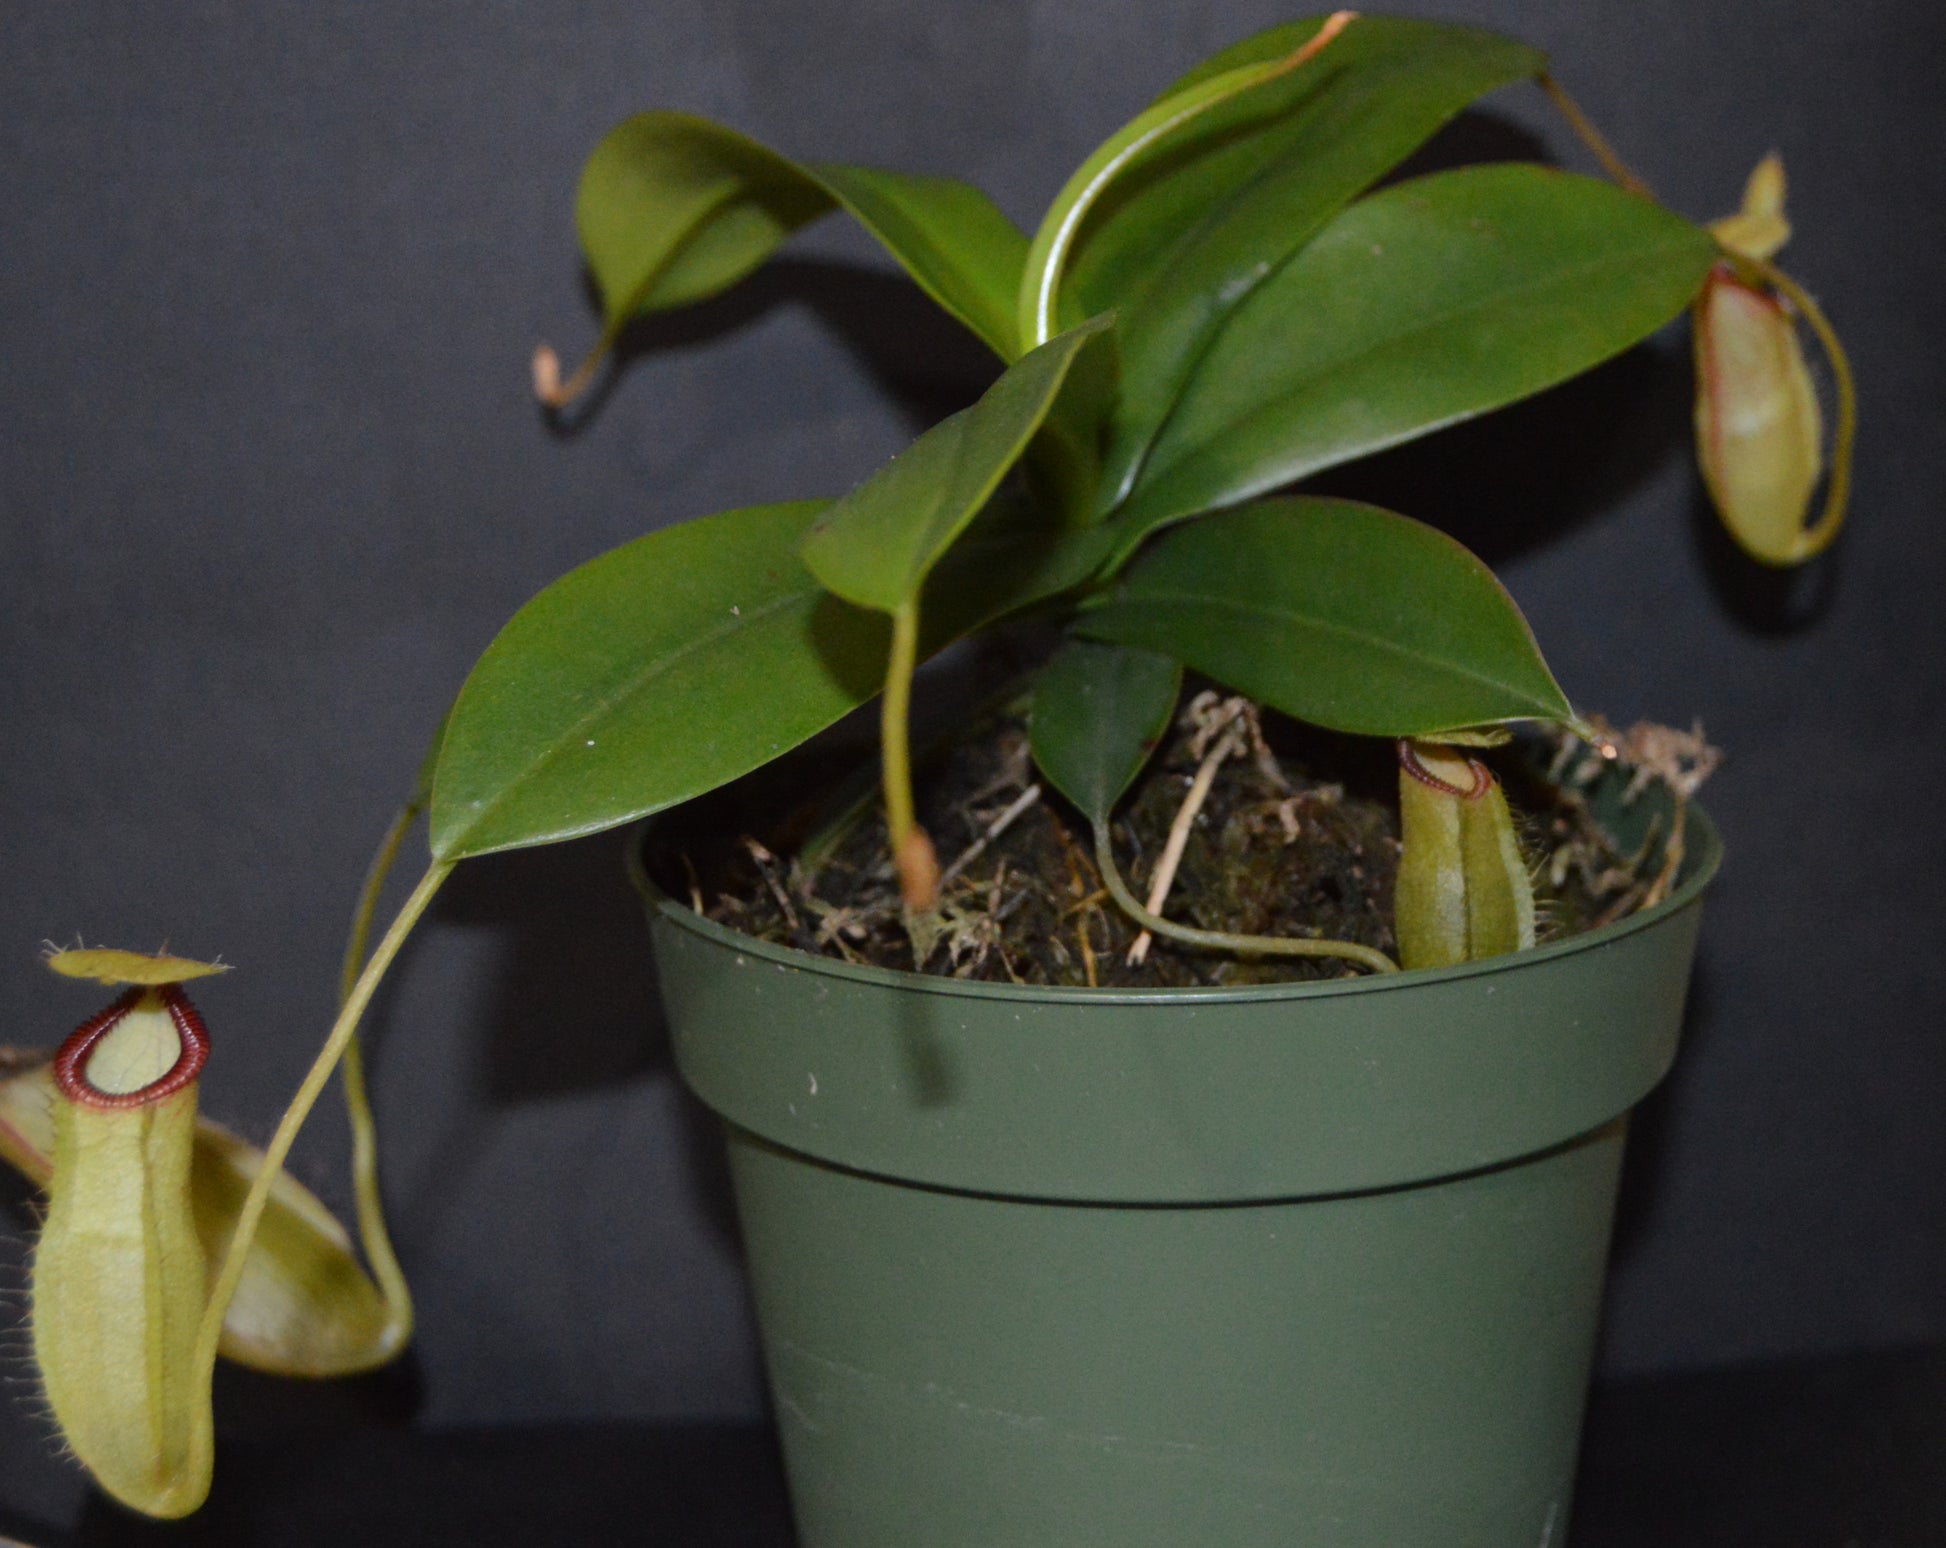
1111;47;1522;332
1108;586;1557;714
439;582;821;850
1144;222;1699;486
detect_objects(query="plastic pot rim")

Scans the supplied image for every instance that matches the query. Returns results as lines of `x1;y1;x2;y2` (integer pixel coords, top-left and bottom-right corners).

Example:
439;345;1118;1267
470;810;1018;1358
628;800;1720;1006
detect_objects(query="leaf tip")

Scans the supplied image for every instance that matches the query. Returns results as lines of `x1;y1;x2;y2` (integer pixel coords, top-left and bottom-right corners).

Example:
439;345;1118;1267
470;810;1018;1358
532;339;607;411
531;343;564;406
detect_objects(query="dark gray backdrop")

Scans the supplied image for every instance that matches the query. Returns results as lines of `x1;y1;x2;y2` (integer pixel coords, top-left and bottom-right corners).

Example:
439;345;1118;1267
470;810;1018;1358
4;0;1942;1533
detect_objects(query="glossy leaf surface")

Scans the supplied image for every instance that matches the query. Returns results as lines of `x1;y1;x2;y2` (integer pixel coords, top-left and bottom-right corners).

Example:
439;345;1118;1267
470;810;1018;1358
1018;28;1347;349
578;113;1026;359
812;163;1029;359
1029;639;1182;825
432;497;1104;860
432;502;886;859
926;491;1117;637
1109;165;1718;555
1079;498;1572;735
1063;16;1544;506
801;317;1111;612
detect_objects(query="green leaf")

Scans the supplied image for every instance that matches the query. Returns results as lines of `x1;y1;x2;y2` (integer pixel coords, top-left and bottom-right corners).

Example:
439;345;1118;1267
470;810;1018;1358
799;316;1112;613
1029;639;1181;826
578;112;1028;360
1078;497;1572;736
1017;35;1336;351
810;163;1029;361
925;492;1116;639
431;501;886;860
1107;165;1719;562
1064;17;1544;509
429;496;1108;862
577;114;826;322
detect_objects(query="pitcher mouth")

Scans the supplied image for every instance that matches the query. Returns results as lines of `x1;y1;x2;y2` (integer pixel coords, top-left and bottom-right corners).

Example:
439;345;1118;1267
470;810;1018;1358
54;985;211;1110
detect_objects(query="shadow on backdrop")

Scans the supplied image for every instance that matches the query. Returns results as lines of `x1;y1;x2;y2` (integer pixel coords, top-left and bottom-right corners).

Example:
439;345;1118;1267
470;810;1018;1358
1307;339;1694;569
423;835;743;1253
543;257;998;441
1690;484;1842;636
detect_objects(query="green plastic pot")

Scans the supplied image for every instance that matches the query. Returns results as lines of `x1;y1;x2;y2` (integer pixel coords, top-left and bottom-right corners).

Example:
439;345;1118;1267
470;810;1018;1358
636;789;1719;1548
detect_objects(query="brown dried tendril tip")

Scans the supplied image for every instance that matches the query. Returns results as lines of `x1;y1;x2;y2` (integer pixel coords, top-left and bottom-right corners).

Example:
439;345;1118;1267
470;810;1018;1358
53;985;211;1110
1397;739;1490;800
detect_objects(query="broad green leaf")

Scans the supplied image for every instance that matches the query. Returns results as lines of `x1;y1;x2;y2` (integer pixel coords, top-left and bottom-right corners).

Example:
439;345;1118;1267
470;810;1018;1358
578;114;824;321
1064;17;1544;509
811;164;1029;360
926;492;1116;638
431;501;884;859
1022;318;1122;528
1029;639;1181;825
800;316;1112;613
577;112;1027;359
1107;165;1719;562
1078;497;1572;736
430;497;1107;861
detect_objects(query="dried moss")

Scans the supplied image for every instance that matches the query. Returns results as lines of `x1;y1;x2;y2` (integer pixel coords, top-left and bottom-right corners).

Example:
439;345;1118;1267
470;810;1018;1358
653;692;1663;988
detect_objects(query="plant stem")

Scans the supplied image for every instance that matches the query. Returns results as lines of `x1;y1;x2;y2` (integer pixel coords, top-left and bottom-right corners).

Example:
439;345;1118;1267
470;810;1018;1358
333;799;428;1361
882;598;939;909
1094;825;1397;975
881;601;921;852
187;859;453;1483
337;802;422;1005
335;1032;412;1359
1538;74;1654;200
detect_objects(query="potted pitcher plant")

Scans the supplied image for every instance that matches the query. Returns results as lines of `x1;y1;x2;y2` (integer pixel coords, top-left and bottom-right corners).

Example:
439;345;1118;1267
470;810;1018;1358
3;12;1849;1543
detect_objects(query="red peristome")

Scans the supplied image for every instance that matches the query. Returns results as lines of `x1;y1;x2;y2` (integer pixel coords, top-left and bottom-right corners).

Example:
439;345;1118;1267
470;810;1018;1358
1397;740;1491;800
53;985;210;1110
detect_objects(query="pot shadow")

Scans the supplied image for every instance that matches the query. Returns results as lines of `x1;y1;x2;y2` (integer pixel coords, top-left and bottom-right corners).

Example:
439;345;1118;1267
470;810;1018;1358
416;836;745;1256
0;1505;61;1548
1605;958;1717;1270
541;257;998;441
433;837;666;1103
68;1419;793;1547
894;990;960;1110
